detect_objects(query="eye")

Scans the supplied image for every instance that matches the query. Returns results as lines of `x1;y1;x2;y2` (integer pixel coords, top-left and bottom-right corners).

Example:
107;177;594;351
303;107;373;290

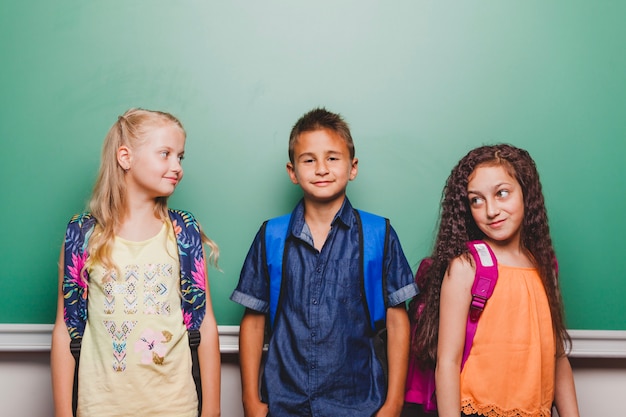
328;156;339;162
496;189;510;198
178;155;184;162
160;151;169;159
469;196;484;206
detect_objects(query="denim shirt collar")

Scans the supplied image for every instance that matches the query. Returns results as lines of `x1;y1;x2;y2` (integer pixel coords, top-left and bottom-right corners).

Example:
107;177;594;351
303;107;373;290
289;197;355;244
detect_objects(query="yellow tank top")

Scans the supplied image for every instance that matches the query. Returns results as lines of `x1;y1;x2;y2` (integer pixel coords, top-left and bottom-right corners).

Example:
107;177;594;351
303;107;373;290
77;222;198;417
460;265;555;417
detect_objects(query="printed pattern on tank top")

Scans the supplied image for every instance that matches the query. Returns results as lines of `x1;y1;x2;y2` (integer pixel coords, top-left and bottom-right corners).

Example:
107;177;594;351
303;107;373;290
98;259;178;372
103;319;137;372
143;263;173;315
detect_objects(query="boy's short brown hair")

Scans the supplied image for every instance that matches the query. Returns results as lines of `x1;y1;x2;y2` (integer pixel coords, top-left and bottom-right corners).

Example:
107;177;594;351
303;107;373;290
289;107;355;163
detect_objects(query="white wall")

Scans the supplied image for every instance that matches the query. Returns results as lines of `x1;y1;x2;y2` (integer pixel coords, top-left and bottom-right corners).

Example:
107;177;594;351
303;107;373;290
0;352;244;417
2;326;625;416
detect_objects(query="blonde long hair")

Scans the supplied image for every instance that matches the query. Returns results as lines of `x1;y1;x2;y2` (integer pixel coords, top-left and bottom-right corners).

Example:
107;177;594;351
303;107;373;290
86;108;219;272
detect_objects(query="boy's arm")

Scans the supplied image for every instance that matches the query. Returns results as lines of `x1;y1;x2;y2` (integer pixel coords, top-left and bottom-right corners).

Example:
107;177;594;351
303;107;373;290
435;257;474;417
376;305;410;417
198;255;221;417
239;310;269;417
553;355;580;417
50;245;76;417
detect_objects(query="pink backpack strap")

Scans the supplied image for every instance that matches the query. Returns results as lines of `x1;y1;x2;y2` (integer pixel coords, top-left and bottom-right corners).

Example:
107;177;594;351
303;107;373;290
462;240;498;368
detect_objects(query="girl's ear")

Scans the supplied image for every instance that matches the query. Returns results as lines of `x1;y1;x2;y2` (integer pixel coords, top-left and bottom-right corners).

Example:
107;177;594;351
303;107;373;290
117;146;131;171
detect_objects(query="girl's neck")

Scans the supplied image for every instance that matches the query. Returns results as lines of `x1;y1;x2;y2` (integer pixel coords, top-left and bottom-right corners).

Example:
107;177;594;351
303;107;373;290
116;199;165;241
484;238;534;268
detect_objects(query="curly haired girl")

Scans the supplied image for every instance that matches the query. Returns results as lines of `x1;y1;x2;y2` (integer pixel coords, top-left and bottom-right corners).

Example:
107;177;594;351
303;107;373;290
410;144;579;417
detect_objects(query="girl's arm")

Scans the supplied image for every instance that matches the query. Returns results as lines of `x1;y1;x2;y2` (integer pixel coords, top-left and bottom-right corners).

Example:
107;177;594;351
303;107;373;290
553;355;580;417
239;310;268;417
198;264;221;417
435;257;475;417
50;246;76;417
375;305;410;417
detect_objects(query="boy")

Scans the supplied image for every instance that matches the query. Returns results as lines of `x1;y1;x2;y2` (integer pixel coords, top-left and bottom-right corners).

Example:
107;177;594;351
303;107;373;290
231;108;418;417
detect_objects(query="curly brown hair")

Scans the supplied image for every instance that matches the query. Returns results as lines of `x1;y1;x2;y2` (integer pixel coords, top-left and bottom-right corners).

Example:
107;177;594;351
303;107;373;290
412;144;570;367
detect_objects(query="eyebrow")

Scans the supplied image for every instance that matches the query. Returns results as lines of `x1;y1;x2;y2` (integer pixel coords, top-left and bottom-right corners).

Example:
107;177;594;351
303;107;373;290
297;150;342;158
158;145;184;154
467;182;513;194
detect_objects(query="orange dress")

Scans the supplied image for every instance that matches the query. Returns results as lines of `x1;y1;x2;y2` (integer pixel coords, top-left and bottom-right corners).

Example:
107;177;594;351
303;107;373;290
460;265;555;417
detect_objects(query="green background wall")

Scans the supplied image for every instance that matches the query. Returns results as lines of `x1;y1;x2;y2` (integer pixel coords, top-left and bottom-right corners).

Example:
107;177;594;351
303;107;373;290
1;1;624;330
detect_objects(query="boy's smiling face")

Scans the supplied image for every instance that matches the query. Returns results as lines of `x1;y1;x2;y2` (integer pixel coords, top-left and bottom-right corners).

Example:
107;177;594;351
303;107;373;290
286;128;358;206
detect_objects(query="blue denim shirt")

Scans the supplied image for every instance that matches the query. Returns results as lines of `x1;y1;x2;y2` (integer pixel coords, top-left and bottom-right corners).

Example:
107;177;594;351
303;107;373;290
231;199;418;417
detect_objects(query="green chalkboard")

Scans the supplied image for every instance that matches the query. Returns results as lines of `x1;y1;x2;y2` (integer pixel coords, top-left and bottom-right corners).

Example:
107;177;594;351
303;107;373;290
1;1;624;330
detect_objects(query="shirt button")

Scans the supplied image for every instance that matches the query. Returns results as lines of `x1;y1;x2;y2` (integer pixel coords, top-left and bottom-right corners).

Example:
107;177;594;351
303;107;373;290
311;332;316;337
312;299;318;305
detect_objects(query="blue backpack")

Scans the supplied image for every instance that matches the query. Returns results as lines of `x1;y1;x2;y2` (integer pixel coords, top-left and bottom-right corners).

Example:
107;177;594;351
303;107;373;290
262;209;391;373
62;209;207;415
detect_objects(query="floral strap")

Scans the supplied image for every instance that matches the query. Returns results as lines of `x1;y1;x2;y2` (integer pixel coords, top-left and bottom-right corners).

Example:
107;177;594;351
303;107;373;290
168;209;207;331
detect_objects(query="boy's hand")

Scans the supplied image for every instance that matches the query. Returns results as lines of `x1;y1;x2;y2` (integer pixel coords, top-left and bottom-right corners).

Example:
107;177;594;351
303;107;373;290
243;399;268;417
374;401;403;417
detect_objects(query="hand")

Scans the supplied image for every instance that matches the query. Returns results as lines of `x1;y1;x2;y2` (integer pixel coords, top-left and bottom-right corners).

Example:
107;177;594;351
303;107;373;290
374;401;403;417
243;398;269;417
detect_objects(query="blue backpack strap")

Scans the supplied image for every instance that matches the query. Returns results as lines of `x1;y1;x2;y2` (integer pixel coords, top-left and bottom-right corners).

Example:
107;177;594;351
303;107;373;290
263;213;292;331
168;209;207;332
355;210;389;332
264;210;388;333
63;212;96;341
462;240;498;368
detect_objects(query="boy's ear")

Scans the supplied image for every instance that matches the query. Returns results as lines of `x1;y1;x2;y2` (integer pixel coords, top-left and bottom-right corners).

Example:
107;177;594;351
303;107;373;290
349;158;359;181
117;146;131;170
286;162;299;185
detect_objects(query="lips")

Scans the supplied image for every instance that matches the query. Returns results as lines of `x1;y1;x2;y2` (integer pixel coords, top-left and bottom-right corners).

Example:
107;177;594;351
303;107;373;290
488;219;506;228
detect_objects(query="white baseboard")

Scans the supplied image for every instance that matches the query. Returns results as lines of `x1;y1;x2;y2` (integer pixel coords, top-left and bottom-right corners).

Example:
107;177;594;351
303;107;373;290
0;324;241;353
1;324;625;358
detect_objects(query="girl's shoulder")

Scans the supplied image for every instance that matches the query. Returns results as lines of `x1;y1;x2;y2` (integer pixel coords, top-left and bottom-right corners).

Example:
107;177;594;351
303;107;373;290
445;253;477;288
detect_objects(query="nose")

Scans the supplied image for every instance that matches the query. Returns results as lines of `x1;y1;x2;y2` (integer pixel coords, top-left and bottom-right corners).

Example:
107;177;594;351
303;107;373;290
171;158;182;173
486;199;500;218
315;160;329;175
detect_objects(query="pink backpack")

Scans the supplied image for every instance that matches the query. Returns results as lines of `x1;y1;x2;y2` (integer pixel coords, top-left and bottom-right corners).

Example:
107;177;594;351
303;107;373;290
404;241;498;413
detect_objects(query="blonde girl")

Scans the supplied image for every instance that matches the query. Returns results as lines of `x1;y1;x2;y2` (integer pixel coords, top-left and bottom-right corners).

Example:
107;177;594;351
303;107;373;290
51;108;220;417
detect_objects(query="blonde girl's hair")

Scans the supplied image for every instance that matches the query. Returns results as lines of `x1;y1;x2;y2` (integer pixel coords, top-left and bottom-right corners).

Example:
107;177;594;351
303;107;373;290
86;108;219;273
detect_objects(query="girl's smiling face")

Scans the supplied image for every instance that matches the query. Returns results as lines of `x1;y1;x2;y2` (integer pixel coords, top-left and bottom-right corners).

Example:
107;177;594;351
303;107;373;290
120;122;186;200
467;164;525;248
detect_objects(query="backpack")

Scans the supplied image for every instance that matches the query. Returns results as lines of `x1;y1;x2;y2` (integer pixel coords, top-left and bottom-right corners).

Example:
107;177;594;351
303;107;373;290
404;240;499;414
62;209;207;415
262;209;391;374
